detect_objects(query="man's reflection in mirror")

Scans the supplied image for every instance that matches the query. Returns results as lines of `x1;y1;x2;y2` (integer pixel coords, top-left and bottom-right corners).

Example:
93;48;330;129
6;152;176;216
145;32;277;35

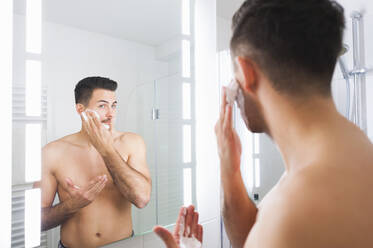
34;76;152;248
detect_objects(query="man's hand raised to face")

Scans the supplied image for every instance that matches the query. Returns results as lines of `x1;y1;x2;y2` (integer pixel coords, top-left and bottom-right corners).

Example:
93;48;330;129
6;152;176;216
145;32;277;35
81;110;114;155
215;87;242;177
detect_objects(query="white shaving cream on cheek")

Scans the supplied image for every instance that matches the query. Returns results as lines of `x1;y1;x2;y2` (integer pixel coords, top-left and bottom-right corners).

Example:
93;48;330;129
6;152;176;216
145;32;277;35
178;209;202;248
226;79;239;105
81;111;88;122
86;109;100;119
83;110;110;130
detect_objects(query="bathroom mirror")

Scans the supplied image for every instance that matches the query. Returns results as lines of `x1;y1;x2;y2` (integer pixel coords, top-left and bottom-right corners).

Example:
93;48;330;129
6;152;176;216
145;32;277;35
12;0;196;247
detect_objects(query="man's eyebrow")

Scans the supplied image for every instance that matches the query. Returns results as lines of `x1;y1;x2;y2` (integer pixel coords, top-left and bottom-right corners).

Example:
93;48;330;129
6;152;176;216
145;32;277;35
97;100;118;104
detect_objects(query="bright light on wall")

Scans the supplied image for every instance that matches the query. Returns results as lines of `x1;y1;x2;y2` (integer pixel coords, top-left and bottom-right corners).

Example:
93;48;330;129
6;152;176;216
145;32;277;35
218;50;233;87
182;0;191;36
25;124;41;182
25;188;41;248
26;60;41;116
0;0;13;246
255;158;261;188
254;134;260;154
182;40;191;78
183;125;192;163
182;83;191;120
183;168;192;206
26;0;42;54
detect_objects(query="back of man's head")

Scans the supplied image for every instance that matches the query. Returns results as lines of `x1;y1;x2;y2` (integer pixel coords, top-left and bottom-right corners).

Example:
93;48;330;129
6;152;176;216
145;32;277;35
74;76;118;106
231;0;345;97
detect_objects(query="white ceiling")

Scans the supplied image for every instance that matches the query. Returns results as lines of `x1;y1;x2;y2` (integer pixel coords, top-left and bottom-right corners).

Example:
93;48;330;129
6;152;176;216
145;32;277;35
14;0;181;46
217;0;244;21
14;0;244;46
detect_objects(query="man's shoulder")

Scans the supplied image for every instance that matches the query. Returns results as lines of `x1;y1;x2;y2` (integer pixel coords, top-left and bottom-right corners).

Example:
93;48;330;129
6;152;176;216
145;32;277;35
116;131;145;146
263;168;329;215
252;169;335;247
43;133;79;155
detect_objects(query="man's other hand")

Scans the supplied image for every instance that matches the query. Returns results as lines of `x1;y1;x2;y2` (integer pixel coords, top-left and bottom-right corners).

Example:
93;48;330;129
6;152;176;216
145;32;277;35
62;175;107;212
154;205;203;248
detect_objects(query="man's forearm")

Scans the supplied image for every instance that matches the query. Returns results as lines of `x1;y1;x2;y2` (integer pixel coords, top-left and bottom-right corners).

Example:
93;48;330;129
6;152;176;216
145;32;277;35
41;200;77;231
101;148;151;208
222;171;258;248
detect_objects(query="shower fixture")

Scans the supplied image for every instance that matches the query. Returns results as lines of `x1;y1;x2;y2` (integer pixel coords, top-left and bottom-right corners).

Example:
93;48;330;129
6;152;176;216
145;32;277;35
337;11;372;133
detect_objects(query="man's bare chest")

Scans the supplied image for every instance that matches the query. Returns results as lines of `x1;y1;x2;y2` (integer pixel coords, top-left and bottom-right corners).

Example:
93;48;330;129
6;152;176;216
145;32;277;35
54;147;128;192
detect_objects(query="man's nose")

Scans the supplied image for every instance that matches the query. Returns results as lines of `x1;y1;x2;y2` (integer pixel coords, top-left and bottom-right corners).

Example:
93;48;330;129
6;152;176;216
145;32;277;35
106;107;115;118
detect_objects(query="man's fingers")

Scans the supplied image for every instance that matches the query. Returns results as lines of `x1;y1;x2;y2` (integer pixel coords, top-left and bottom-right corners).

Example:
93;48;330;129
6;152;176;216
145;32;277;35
153;226;178;248
184;205;195;236
223;104;233;130
81;111;93;136
87;110;102;130
190;211;199;238
80;111;88;122
173;206;186;241
85;176;103;194
65;178;79;190
220;87;227;119
93;179;107;195
86;176;107;197
84;175;103;191
196;224;203;243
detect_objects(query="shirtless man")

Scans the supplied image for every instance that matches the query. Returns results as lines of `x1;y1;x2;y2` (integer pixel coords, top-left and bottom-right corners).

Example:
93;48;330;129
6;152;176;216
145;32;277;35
37;77;151;248
155;0;373;247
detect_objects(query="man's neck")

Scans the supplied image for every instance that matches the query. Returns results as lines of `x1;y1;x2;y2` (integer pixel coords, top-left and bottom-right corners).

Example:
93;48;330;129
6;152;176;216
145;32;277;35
77;130;93;148
78;125;117;143
263;94;348;172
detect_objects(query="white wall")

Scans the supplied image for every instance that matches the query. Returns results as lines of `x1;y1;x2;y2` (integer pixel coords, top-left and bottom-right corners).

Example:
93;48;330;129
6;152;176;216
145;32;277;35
217;17;232;52
41;22;168;141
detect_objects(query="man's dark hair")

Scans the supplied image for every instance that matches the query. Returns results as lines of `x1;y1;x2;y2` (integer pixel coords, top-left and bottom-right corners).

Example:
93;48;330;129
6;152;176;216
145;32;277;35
74;76;118;105
231;0;345;96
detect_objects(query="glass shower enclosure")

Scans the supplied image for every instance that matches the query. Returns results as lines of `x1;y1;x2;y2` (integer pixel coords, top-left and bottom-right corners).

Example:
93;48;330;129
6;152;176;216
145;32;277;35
122;74;196;235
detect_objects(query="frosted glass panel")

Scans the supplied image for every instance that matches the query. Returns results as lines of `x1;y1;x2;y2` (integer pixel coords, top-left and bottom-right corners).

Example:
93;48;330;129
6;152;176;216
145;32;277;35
155;75;196;226
122;82;157;235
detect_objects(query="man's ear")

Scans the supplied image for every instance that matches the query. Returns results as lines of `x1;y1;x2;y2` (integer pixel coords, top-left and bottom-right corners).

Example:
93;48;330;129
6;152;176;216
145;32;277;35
76;103;85;115
236;56;258;94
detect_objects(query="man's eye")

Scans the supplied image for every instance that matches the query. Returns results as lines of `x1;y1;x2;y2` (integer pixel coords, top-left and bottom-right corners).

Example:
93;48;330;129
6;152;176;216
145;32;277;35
99;105;105;108
112;105;117;109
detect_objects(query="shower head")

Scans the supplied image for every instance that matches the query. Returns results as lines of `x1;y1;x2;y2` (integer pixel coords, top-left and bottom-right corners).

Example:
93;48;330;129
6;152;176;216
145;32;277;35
339;44;349;56
338;44;350;80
